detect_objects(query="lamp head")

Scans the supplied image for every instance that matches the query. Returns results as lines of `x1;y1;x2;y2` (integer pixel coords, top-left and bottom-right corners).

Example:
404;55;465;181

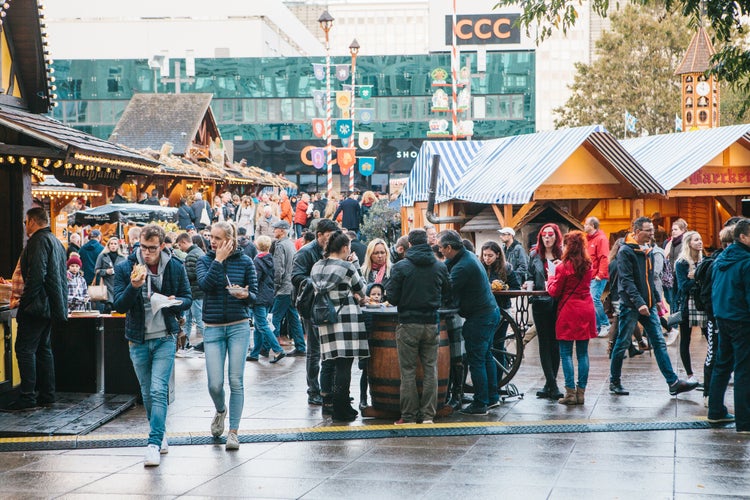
349;39;360;56
318;10;334;35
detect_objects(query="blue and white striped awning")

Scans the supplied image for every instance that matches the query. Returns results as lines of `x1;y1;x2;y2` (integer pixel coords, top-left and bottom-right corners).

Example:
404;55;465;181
400;140;484;207
621;124;750;191
451;125;635;204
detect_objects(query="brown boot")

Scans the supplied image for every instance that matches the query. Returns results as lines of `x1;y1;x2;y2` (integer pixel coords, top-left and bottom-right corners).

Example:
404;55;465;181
558;387;577;405
575;386;585;405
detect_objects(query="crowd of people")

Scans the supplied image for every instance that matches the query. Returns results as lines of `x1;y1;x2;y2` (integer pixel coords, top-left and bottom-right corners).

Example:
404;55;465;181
5;193;750;468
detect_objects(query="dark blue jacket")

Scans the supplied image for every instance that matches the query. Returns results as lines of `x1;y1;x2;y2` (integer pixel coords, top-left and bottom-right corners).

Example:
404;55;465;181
79;239;104;283
712;242;750;322
197;248;258;324
177;202;195;229
113;251;192;343
253;252;275;308
446;246;497;318
333;197;361;231
675;258;696;313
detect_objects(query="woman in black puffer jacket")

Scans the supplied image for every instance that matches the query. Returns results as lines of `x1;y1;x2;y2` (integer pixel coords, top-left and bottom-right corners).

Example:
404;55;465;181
196;221;258;451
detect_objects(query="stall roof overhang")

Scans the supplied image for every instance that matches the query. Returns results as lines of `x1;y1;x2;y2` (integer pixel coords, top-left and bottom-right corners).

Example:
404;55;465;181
6;0;50;113
0;105;161;176
33;176;102;198
621;124;750;191
450;125;665;205
400;140;485;207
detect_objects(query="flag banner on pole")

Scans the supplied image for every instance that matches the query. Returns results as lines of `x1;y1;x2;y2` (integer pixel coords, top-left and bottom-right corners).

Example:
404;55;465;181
312;118;325;138
358;132;374;150
335;65;350;81
359;85;373;99
335;91;351;111
311;148;326;169
312;90;325;113
624;111;638;133
356;108;374;124
358;157;375;177
313;64;326;81
336;119;353;139
675;114;683;132
337;148;356;174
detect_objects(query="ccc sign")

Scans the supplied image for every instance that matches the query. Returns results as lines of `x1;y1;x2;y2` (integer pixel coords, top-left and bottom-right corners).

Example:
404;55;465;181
444;14;520;45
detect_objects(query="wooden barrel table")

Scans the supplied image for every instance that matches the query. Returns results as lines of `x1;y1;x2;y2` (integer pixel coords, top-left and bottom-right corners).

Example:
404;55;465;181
362;306;456;419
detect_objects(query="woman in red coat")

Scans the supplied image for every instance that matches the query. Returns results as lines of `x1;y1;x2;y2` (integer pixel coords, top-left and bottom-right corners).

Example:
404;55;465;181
547;231;597;405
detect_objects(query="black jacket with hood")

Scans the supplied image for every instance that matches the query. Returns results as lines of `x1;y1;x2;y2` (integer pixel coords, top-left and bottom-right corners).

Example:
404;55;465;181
617;233;660;311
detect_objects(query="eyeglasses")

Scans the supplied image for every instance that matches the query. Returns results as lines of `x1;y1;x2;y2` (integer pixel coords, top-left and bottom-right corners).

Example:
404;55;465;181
541;232;555;238
141;244;161;253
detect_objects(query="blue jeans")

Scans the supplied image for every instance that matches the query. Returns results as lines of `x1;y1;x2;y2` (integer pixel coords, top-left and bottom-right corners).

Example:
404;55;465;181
183;298;204;340
559;340;590;389
709;319;750;431
590;278;610;330
611;304;677;386
250;305;283;357
302;317;335;396
271;294;306;352
462;307;501;406
204;322;252;430
129;335;176;447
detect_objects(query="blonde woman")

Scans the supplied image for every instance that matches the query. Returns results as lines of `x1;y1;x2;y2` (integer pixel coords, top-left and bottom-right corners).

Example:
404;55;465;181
94;236;127;312
235;195;256;238
674;230;706;386
361;238;391;291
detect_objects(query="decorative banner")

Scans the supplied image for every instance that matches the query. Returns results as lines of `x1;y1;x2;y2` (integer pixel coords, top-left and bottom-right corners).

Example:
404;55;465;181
312;90;325;112
311;148;326;170
335;64;350;81
359;85;373;100
358;157;375;177
356;108;374;124
312;63;326;81
335;91;351;111
358;132;374;150
312;118;325;138
337;148;356;174
336;119;353;139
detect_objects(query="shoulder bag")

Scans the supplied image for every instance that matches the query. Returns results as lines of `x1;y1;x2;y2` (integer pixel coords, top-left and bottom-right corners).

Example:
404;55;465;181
88;275;108;302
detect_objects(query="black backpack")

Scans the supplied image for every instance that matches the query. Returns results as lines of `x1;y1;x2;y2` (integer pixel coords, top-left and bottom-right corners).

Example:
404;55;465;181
693;255;716;314
311;287;342;326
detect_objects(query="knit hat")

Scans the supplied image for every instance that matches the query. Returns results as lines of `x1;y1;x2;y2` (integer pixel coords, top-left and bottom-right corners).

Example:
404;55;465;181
67;255;83;268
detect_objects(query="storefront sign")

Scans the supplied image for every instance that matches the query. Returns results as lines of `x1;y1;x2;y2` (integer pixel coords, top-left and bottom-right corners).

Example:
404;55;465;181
679;167;750;187
444;14;520;45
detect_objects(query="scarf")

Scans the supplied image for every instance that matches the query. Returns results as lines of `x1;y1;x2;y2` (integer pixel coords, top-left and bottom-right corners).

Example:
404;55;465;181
372;261;387;284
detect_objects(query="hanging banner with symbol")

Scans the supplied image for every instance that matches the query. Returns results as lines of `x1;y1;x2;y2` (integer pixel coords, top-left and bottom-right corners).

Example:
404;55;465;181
312;64;326;81
337;148;356;174
358;132;374;150
335;91;351;111
358;157;375;177
356;108;374;124
336;119;353;139
335;65;350;81
359;85;373;99
311;148;326;170
312;90;325;113
311;118;325;138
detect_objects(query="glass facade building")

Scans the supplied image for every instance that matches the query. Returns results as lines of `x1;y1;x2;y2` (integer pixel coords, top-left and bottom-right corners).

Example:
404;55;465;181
51;52;535;192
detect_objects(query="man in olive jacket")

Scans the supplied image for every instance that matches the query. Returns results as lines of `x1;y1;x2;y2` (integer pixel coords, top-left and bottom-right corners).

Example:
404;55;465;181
386;229;451;424
4;208;68;411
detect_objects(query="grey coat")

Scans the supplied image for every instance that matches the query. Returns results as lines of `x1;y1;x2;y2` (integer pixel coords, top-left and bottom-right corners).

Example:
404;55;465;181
273;237;296;295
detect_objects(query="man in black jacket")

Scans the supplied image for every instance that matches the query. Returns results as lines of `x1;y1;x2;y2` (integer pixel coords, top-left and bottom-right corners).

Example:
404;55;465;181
176;232;205;350
4;208;68;411
291;218;339;406
386;229;450;424
610;216;698;397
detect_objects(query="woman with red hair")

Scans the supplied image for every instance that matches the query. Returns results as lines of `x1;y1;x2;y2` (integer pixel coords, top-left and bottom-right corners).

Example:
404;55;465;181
527;223;564;400
547;231;597;405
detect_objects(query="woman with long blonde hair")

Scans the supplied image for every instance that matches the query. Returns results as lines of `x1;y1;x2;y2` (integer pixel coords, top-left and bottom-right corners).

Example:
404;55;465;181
361;238;391;289
674;230;706;387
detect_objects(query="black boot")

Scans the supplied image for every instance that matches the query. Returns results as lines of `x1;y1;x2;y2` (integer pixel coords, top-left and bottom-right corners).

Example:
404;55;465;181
548;384;563;400
332;387;357;422
628;344;644;358
322;394;333;416
446;362;464;410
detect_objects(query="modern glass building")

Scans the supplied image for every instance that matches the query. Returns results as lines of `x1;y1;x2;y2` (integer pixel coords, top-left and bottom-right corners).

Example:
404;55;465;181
51;52;535;193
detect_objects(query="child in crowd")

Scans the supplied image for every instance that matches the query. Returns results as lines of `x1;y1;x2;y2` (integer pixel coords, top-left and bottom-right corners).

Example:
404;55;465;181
66;254;89;312
367;283;384;304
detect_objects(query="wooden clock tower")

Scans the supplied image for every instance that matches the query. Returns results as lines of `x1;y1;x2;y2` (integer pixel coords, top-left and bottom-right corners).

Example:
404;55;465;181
675;27;720;130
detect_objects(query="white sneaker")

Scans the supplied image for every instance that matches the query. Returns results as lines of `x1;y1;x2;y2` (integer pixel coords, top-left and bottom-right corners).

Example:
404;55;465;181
665;328;680;346
211;409;226;438
144;444;161;467
597;326;610;338
686;375;699;385
160;434;169;454
226;431;239;450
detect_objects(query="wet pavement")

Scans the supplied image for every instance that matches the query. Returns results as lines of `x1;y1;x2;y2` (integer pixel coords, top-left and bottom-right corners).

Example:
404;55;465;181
1;327;748;499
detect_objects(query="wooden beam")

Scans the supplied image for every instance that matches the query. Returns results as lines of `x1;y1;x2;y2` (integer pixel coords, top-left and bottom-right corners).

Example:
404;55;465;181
670;188;750;198
165;178;180;197
0;144;65;157
533;184;631;200
491;204;505;227
715;195;738;216
503;204;513;225
509;201;536;228
574;199;600;221
138;176;154;193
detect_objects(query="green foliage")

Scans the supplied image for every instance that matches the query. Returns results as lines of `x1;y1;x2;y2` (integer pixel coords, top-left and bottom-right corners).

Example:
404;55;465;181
359;200;401;245
495;0;750;102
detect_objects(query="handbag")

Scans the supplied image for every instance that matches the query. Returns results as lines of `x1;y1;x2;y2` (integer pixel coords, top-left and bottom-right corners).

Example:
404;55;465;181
88;275;108;302
199;205;211;226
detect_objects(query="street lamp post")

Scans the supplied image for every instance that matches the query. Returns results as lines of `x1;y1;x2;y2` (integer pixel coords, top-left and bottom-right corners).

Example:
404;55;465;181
348;38;360;193
318;10;334;197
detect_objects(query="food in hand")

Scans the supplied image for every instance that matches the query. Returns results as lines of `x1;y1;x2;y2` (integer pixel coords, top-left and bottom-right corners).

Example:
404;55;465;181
0;277;9;284
131;264;147;281
491;280;508;292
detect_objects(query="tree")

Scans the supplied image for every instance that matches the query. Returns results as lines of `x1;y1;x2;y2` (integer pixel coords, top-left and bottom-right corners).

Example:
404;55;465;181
554;5;691;136
359;200;401;245
496;0;750;94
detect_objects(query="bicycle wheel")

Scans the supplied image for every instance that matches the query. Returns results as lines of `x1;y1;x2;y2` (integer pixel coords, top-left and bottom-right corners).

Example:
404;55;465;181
492;309;524;388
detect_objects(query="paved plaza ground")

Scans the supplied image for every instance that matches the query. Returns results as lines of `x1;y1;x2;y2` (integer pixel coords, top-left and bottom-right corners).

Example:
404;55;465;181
1;328;748;499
